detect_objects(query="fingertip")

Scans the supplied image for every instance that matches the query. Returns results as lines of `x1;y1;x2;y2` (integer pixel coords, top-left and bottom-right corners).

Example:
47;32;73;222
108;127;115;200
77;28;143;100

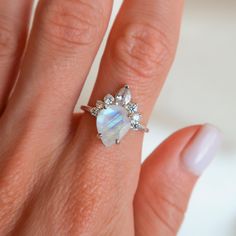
181;123;222;176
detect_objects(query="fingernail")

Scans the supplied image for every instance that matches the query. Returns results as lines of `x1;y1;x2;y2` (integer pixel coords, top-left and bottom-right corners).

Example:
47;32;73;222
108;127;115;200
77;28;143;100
182;124;222;176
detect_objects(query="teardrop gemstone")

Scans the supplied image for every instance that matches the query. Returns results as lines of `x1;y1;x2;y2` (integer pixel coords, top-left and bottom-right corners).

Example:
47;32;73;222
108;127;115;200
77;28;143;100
115;87;132;105
96;105;130;147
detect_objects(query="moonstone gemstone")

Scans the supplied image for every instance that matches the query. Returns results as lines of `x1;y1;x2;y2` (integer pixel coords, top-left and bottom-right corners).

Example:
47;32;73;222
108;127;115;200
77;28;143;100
96;105;130;147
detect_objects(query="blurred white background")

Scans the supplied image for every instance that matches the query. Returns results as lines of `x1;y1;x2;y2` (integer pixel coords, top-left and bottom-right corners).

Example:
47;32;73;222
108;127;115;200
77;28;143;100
76;0;236;235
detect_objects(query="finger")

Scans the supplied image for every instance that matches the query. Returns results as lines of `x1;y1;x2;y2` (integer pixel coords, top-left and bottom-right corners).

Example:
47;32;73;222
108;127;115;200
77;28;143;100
0;2;113;229
2;0;113;135
134;124;221;236
0;0;33;114
68;0;184;232
76;0;184;187
90;0;184;122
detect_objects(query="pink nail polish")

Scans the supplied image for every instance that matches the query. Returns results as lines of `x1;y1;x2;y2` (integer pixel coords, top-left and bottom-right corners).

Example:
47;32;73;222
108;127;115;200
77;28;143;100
182;124;222;176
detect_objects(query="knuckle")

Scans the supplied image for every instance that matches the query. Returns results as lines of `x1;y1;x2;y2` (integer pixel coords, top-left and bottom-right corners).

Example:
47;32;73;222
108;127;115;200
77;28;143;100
39;0;105;50
155;193;186;232
111;23;172;79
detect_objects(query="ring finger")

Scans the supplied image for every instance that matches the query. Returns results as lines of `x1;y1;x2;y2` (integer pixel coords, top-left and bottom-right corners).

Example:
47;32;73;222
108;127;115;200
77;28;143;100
72;0;184;232
78;0;184;172
90;0;183;121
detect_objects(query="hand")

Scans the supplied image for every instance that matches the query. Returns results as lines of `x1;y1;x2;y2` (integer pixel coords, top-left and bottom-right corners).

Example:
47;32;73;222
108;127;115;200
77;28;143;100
0;0;221;235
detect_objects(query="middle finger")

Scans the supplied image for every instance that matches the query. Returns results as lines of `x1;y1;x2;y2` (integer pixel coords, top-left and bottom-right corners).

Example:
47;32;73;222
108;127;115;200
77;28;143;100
2;0;113;139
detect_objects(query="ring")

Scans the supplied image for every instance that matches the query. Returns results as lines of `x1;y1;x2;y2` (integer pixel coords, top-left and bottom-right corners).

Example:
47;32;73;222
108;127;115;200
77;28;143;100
81;85;149;147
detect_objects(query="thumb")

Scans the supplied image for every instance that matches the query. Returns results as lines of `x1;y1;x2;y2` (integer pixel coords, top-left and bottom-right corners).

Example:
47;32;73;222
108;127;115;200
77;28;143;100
134;124;221;236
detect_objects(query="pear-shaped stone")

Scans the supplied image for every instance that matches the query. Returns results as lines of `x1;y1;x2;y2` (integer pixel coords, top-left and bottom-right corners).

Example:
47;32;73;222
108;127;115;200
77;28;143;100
96;105;130;147
115;87;132;105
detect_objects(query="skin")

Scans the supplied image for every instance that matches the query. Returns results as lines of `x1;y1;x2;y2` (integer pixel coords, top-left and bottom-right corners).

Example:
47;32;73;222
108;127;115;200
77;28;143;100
0;0;201;235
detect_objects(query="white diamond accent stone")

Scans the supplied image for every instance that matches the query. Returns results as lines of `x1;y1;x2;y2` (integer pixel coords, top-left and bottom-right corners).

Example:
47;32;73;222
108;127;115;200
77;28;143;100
90;107;99;116
96;100;104;109
131;113;141;122
96;105;130;147
131;120;140;130
115;87;131;105
126;102;138;113
104;94;114;105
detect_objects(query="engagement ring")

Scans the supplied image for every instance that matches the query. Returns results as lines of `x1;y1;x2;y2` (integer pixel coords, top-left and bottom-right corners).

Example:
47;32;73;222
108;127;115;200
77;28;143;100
81;85;149;147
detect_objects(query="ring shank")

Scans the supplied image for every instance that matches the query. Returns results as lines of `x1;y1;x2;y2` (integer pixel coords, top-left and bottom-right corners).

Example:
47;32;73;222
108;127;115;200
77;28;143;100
139;125;149;133
81;105;92;113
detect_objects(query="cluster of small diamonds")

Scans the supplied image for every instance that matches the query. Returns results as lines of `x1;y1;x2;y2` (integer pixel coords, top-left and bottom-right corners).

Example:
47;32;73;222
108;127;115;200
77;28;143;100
90;85;143;131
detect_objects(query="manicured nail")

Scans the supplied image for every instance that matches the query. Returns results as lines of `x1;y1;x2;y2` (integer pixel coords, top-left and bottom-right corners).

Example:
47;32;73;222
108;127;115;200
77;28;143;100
182;124;222;176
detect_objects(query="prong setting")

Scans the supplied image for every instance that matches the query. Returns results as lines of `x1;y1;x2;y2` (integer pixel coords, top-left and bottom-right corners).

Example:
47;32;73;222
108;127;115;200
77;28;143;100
81;85;149;147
